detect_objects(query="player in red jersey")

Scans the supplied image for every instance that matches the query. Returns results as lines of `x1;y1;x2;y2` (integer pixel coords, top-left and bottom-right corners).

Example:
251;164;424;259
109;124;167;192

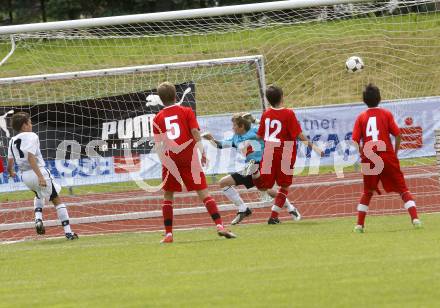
352;83;421;232
256;85;323;224
152;82;236;243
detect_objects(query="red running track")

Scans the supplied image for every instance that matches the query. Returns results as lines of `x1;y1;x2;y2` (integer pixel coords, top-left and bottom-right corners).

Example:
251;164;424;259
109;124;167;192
1;166;439;242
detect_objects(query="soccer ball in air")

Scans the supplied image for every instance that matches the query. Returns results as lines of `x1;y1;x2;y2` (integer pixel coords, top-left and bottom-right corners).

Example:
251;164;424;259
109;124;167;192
345;56;364;73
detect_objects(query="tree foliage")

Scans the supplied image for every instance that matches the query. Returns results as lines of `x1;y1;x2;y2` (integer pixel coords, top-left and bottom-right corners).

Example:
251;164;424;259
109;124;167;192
0;0;277;25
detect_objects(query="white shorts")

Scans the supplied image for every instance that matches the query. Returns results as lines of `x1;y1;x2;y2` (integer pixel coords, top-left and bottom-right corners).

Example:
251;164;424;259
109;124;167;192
21;168;62;201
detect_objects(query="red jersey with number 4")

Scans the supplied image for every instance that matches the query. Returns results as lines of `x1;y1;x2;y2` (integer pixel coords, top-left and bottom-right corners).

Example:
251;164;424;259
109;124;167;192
257;107;302;153
352;107;400;154
153;105;199;163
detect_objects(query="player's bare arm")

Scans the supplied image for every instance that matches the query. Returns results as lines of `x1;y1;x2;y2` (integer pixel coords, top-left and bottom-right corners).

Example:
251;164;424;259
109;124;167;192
28;152;46;187
191;128;207;166
298;132;324;157
7;158;16;178
394;134;402;154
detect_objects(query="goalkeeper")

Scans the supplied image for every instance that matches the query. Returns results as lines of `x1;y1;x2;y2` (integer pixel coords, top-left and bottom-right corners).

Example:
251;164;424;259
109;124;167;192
203;113;301;225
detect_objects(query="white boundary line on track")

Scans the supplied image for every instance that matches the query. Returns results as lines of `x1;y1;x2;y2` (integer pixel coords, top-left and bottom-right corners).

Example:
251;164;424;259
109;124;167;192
0;201;268;231
3;211;440;245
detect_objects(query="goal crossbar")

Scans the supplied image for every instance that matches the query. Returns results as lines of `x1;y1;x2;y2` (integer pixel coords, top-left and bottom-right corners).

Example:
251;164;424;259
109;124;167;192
0;55;264;85
0;0;370;35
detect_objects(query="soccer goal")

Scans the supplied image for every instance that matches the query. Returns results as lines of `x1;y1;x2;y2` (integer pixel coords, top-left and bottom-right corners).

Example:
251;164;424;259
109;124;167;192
0;55;268;236
1;0;440;240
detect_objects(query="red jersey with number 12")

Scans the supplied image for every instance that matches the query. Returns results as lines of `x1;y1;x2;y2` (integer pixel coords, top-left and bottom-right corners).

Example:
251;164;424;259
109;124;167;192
257;107;302;154
153;105;199;163
352;107;400;154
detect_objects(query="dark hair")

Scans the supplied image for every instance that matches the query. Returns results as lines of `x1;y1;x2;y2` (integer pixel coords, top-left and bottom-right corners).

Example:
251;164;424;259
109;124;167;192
157;82;176;106
265;85;283;107
12;112;31;132
363;83;381;107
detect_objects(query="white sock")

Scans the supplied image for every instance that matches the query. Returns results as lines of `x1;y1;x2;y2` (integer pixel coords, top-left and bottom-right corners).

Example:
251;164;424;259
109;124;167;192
271;204;282;213
222;186;247;212
56;204;72;234
285;199;296;212
34;197;44;221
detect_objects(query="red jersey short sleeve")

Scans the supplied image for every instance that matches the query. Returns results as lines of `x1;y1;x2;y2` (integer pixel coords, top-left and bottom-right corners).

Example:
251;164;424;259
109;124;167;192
257;112;266;138
352;116;362;145
152;114;162;141
387;111;400;136
287;111;302;139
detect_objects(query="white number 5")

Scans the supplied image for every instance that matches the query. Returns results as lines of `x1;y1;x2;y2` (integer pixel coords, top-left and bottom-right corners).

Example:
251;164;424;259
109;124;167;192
164;115;181;140
366;117;379;141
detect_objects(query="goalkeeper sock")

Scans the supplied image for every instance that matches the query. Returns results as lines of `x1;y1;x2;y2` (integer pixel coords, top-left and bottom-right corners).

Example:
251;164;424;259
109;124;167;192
203;196;223;225
162;200;173;234
270;188;288;219
356;204;368;226
34;197;44;221
222;186;247;212
55;204;72;234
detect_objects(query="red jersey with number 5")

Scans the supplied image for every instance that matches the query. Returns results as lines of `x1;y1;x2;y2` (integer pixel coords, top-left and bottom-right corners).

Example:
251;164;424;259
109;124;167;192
153;105;199;163
352;107;400;154
257;107;302;153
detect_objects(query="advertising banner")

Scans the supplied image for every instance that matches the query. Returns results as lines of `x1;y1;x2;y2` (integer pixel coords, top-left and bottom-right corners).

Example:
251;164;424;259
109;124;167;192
1;95;439;192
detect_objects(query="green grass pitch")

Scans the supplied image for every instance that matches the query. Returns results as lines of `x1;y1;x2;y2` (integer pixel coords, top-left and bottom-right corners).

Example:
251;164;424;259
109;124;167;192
1;213;440;307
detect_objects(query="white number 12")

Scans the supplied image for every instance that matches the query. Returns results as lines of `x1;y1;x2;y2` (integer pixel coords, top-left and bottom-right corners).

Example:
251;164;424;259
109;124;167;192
264;118;282;142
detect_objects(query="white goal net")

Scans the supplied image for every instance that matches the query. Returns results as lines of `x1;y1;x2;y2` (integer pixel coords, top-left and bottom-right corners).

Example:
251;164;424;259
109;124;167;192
1;0;440;240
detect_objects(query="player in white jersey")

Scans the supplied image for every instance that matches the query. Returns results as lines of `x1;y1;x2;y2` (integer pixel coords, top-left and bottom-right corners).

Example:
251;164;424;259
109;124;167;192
7;112;78;240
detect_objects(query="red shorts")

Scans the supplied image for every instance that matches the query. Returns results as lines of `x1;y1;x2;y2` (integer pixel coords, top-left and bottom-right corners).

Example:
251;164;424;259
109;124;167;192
162;160;207;192
257;151;295;189
362;153;408;194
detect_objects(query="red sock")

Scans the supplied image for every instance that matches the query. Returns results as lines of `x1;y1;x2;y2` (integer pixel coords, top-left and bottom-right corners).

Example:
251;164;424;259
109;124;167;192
357;211;367;226
162;200;173;234
271;188;288;219
407;206;418;220
401;192;418;220
203;197;223;225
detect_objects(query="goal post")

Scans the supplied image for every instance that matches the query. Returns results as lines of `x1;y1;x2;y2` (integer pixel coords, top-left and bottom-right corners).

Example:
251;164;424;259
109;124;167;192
1;0;440;240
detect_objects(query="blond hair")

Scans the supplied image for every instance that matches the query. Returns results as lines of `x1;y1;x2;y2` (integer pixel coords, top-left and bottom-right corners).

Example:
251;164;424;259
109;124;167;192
231;112;257;131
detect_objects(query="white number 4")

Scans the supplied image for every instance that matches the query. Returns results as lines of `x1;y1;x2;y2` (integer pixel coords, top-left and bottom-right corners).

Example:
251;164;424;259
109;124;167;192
164;115;181;140
366;117;379;141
